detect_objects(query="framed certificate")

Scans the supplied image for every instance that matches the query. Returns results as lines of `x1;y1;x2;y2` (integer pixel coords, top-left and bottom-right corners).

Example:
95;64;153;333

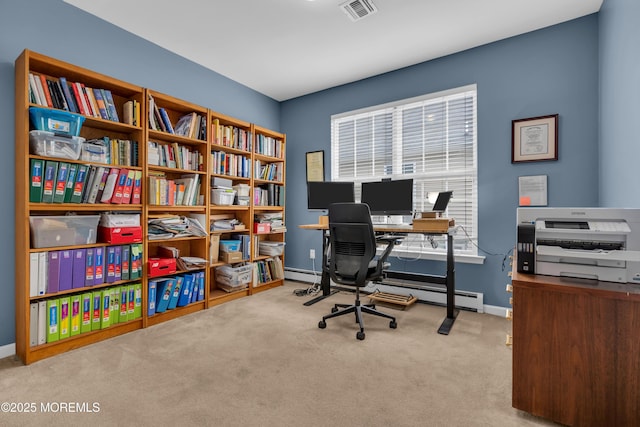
306;150;325;182
512;114;558;163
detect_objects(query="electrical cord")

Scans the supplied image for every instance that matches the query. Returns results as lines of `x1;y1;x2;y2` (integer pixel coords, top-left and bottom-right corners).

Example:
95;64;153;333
293;257;322;296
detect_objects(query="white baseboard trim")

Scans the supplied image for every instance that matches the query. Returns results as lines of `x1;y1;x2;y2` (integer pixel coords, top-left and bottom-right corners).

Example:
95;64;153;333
284;268;506;315
0;342;16;359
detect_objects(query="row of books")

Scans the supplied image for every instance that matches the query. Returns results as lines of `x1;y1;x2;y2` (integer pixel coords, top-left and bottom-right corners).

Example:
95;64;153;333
255;134;284;158
254;160;284;182
29;284;142;346
254;184;284;207
28;72;122;123
211;150;251;178
212;120;252;151
148;94;207;140
148;272;205;316
29;243;144;297
72;136;139;168
254;257;284;285
30;159;142;205
148;172;201;206
147;140;204;171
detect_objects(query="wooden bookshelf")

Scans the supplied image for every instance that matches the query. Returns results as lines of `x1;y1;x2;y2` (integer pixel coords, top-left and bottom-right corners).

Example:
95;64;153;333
15;50;286;364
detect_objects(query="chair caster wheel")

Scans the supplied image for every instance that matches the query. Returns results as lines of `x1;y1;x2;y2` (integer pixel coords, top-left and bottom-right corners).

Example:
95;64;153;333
331;307;338;313
390;321;397;329
318;320;326;329
356;331;365;340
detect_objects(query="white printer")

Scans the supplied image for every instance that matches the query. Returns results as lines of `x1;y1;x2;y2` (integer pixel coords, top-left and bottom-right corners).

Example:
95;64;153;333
516;207;640;284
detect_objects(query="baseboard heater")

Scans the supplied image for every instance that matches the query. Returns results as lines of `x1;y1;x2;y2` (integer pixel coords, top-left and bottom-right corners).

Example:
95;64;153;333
284;268;484;313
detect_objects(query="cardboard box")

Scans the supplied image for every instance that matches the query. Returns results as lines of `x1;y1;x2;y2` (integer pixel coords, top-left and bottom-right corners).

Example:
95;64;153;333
98;226;142;244
412;218;455;233
254;223;271;234
219;251;243;264
210;234;220;264
148;257;177;277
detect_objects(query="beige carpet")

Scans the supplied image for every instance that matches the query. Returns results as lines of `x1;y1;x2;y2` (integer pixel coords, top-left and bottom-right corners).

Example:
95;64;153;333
0;281;557;427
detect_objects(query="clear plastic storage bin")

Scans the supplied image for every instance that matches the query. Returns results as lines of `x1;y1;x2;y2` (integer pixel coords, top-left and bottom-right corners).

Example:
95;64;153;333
211;189;236;205
215;264;253;289
29;107;85;137
29;215;100;248
29;130;84;160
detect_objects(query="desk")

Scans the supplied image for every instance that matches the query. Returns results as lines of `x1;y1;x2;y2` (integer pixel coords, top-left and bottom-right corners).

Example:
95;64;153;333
511;269;640;425
299;223;458;335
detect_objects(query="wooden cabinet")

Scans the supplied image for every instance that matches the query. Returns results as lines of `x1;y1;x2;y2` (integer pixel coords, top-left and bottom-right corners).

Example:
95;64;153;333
14;49;287;364
511;270;640;426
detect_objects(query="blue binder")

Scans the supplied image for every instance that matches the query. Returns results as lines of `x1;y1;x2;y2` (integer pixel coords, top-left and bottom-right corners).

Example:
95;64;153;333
155;278;175;313
177;274;194;307
167;276;183;310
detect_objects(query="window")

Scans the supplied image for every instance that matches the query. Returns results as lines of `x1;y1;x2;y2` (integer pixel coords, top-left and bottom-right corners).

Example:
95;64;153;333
331;84;478;256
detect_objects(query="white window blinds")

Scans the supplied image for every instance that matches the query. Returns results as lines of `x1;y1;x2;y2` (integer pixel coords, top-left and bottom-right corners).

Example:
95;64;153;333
331;84;478;255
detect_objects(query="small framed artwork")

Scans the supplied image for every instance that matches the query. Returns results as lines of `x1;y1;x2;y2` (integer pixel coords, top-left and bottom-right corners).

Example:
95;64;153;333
512;114;558;163
306;150;325;182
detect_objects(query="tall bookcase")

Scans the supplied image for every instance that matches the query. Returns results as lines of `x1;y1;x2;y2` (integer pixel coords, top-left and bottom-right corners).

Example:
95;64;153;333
15;49;286;364
15;50;146;364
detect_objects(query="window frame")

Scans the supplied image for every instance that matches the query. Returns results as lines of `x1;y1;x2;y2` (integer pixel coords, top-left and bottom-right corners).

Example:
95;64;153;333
330;84;481;262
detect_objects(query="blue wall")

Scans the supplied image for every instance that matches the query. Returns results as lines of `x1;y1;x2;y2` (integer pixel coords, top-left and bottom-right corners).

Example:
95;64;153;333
0;0;280;347
281;15;600;308
599;0;640;207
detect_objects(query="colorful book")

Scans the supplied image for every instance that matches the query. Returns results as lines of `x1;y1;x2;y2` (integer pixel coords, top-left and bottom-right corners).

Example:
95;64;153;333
58;249;73;291
147;280;158;317
167;276;183;310
103;89;119;122
46;298;60;343
69;294;81;336
63;163;78;203
92;88;109;120
42;160;58;203
100;167;120;203
72;248;86;289
47;250;61;294
121;169;136;204
101;289;111;329
119;287;128;320
91;291;102;331
105;246;116;283
58;76;78;113
131;170;142;204
177;274;194;307
59;296;70;340
29;158;44;203
52;162;69;203
110;168;129;204
133;283;142;319
85;247;95;286
155;279;175;313
127;284;136;321
70;164;89;204
94;246;104;285
81;292;93;334
114;246;122;282
110;287;120;324
120;245;130;281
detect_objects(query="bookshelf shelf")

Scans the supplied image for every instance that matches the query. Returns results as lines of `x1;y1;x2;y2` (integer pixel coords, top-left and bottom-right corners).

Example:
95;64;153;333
15;49;286;364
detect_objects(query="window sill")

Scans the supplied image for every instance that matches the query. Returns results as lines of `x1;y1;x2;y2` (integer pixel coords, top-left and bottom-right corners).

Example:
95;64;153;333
379;248;486;265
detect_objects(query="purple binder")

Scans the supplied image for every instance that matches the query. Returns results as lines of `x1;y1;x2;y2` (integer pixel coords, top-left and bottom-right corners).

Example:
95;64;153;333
58;250;73;291
72;249;86;289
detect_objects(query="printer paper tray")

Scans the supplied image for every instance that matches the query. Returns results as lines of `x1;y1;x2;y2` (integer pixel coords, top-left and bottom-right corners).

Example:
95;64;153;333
537;245;640;262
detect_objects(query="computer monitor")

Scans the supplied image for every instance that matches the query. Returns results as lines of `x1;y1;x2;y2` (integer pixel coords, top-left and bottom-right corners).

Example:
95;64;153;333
432;191;453;212
307;181;355;210
360;179;414;215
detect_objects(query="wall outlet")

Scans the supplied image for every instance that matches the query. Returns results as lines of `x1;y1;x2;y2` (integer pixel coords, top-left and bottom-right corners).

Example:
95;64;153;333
309;249;316;259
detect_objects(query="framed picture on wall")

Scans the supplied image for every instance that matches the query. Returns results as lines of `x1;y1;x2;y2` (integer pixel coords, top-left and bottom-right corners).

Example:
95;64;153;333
306;150;325;182
512;114;559;163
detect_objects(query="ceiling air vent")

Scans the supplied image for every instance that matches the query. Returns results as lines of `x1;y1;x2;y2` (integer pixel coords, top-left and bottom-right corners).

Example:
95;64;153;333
340;0;378;22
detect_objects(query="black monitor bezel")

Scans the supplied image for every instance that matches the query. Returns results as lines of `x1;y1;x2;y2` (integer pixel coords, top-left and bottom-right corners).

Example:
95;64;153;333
360;179;414;216
432;191;453;212
306;181;355;210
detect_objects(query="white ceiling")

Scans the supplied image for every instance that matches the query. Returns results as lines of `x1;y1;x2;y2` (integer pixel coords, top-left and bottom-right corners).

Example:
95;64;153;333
64;0;603;101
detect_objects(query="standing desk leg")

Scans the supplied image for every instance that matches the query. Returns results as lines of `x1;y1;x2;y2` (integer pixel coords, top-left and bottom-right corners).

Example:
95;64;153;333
437;233;459;335
304;231;338;306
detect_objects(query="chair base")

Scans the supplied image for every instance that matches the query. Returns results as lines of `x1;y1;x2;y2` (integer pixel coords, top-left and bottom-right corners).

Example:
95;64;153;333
318;299;397;340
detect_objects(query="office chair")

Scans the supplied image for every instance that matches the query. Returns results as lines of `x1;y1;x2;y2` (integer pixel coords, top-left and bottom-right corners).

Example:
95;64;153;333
318;202;401;340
